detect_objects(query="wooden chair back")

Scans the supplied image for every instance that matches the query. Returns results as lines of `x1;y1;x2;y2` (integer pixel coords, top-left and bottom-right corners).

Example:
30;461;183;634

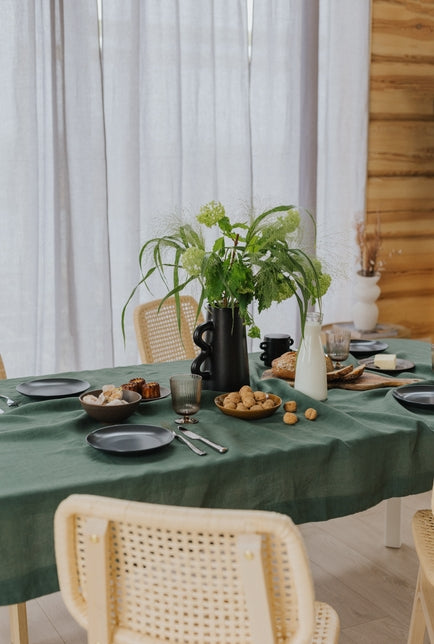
133;295;204;363
55;494;340;644
407;484;434;643
0;355;6;379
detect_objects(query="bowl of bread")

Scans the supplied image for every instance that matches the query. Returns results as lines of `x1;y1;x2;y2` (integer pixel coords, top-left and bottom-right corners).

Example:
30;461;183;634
269;350;365;384
215;385;282;420
80;385;141;422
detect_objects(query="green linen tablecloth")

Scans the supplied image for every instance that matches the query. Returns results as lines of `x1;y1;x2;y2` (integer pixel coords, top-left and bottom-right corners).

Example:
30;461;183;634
0;338;432;605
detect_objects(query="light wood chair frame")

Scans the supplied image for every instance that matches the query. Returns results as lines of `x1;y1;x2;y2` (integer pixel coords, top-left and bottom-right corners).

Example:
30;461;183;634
55;494;340;644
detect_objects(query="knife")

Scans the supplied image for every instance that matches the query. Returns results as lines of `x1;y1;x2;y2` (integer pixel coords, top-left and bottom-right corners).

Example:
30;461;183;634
172;429;207;456
181;428;228;454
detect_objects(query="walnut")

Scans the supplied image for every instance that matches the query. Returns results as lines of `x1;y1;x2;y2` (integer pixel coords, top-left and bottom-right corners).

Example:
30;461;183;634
223;400;237;410
254;391;266;402
262;399;275;409
283;400;297;412
241;395;256;408
304;408;318;421
283;412;298;425
239;385;253;396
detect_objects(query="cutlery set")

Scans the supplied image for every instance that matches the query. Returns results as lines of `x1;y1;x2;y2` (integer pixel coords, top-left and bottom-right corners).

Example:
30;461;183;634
172;427;228;456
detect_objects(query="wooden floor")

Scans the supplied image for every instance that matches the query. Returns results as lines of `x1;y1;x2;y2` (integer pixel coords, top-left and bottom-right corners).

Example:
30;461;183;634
0;491;430;644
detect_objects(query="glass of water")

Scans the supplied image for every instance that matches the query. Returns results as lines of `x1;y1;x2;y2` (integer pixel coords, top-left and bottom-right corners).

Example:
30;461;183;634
325;328;351;369
170;374;202;424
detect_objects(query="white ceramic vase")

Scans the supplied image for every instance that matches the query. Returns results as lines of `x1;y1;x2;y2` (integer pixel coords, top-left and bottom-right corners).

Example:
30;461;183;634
352;272;381;332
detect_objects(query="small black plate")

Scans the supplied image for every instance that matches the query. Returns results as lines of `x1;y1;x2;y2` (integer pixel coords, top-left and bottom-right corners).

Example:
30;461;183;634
16;378;90;399
140;386;170;403
86;424;174;455
358;357;415;374
392;385;434;410
349;340;388;358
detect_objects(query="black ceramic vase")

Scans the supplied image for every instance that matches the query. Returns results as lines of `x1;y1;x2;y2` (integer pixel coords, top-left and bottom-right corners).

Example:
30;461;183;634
191;306;250;391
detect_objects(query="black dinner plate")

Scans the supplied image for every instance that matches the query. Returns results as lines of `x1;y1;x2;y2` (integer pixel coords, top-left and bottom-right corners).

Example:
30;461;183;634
86;424;174;455
358;357;415;374
139;386;170;402
349;340;388;358
16;378;90;399
392;385;434;410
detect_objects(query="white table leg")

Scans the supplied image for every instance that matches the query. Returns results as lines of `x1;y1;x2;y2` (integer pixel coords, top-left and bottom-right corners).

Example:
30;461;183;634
9;603;29;644
384;497;402;548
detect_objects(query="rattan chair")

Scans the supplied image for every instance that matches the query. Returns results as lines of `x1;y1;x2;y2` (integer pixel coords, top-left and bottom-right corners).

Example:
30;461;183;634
0;355;30;643
407;484;434;643
0;354;6;380
134;296;204;363
55;494;340;644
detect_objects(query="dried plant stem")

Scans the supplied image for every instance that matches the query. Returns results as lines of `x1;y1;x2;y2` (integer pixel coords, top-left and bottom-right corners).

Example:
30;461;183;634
356;215;381;277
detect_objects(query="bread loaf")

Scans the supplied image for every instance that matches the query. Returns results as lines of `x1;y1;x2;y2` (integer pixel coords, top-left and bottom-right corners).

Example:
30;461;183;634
271;351;334;380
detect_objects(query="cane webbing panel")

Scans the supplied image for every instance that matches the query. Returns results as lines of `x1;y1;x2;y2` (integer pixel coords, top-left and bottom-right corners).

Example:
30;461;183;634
0;355;6;380
55;495;340;644
133;296;204;364
412;509;434;587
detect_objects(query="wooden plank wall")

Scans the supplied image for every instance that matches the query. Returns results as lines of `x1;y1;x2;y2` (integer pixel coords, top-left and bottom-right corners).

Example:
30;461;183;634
367;0;434;340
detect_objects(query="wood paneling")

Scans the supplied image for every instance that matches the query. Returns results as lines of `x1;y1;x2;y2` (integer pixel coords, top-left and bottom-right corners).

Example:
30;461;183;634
368;121;434;175
367;0;434;340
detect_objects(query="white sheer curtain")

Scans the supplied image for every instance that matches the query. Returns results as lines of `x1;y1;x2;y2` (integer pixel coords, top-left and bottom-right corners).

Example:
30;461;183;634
249;1;320;346
0;0;371;378
101;0;252;366
317;0;371;327
0;0;111;378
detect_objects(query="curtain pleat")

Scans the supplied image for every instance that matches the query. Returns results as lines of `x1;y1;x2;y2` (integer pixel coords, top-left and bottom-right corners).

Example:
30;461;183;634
102;0;252;365
0;0;370;376
1;0;111;377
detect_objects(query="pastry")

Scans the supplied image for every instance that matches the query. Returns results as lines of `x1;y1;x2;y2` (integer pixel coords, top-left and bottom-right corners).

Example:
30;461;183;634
141;382;161;399
121;378;146;393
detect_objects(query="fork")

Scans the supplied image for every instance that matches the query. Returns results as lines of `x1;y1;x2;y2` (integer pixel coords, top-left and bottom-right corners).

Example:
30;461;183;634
0;394;19;407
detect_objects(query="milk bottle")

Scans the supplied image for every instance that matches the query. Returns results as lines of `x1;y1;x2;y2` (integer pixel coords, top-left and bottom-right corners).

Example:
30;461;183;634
294;312;327;401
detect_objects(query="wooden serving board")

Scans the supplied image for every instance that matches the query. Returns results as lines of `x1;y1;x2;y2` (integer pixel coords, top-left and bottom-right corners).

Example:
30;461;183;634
262;369;421;391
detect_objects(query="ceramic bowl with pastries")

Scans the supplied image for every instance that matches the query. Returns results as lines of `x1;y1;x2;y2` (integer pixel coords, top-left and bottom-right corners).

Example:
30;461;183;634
270;350;366;383
80;385;141;422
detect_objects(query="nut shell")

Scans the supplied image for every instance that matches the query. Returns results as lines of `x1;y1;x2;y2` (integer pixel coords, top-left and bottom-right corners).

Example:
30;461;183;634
283;412;298;425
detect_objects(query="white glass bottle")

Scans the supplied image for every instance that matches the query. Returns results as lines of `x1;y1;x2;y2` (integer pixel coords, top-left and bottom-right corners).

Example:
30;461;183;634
294;312;327;401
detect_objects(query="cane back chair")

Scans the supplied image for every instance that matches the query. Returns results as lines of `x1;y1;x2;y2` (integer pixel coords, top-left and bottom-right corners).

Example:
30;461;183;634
55;494;339;644
407;483;434;643
133;295;204;363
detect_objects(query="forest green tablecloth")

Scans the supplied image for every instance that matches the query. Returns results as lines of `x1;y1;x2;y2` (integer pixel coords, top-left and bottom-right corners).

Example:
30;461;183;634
0;339;432;604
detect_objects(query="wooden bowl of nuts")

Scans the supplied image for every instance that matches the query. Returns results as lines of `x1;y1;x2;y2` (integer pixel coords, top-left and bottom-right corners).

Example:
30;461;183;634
214;385;281;420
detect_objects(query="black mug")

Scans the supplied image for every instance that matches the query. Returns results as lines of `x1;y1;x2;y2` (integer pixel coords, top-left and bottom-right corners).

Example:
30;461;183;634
259;333;294;367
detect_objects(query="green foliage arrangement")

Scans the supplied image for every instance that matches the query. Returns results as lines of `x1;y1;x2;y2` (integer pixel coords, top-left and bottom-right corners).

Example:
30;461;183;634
122;201;331;339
